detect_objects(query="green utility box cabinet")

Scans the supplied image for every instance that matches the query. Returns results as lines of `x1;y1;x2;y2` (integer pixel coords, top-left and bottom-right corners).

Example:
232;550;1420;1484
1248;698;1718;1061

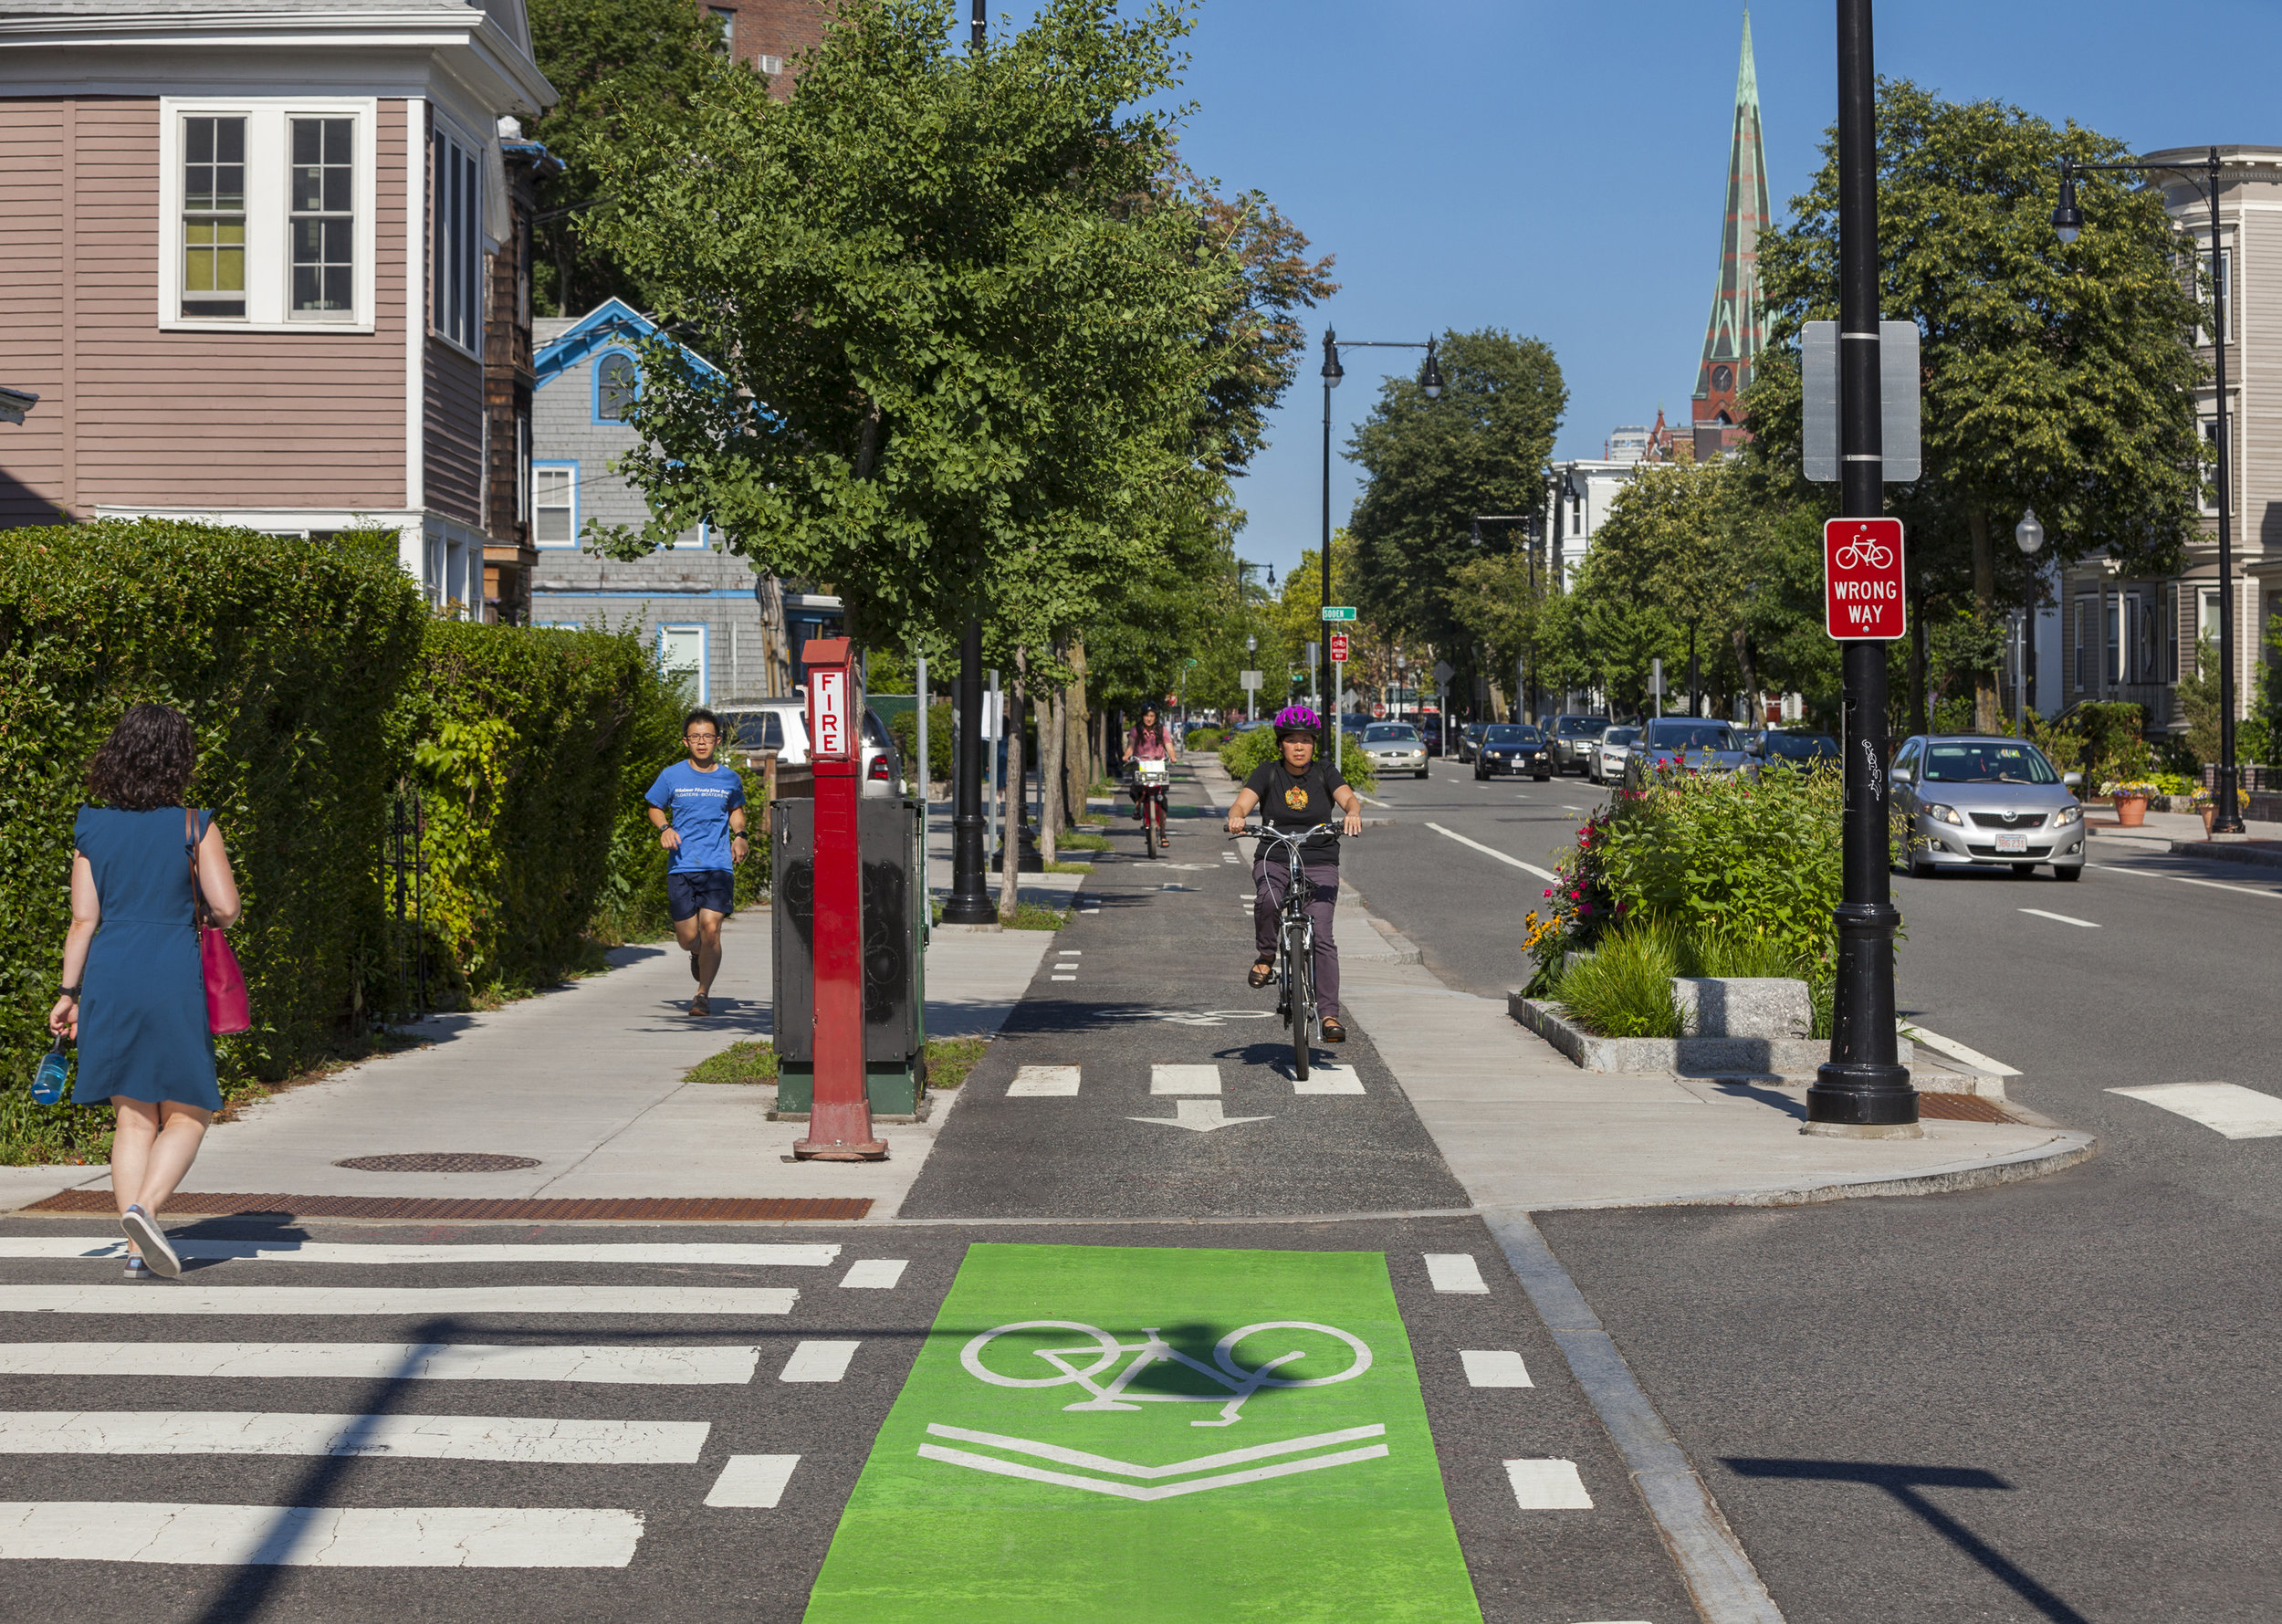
769;795;928;1118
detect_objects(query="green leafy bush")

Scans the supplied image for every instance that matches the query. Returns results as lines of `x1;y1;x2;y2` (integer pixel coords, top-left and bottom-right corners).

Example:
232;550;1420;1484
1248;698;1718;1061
1183;727;1222;750
887;700;952;784
0;519;426;1163
1217;725;1377;794
1553;925;1682;1038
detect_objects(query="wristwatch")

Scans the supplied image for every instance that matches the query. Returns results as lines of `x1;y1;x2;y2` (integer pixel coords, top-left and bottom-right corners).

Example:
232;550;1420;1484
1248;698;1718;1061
58;984;81;1000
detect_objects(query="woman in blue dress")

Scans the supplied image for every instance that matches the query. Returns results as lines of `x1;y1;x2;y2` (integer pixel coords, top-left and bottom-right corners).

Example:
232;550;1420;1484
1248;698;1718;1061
47;704;242;1280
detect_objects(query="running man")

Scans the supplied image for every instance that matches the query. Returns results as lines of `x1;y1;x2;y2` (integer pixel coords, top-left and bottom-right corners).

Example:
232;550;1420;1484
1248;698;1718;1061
646;707;748;1018
1223;705;1365;1043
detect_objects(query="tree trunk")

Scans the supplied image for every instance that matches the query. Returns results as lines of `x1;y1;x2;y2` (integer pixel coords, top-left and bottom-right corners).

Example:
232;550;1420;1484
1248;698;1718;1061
998;648;1027;923
1968;505;2000;732
1064;638;1092;823
1730;624;1758;728
1039;669;1064;866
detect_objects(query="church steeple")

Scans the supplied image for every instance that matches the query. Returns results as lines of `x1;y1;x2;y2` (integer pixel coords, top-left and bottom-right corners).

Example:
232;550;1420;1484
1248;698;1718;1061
1691;10;1770;445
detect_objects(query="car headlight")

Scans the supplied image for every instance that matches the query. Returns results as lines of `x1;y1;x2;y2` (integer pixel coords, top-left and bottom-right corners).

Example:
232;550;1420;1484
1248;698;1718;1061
2053;803;2082;826
1921;802;1963;825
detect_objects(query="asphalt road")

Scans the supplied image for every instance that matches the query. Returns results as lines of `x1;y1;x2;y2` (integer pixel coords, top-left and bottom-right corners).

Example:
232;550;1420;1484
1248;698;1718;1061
1355;751;2282;1621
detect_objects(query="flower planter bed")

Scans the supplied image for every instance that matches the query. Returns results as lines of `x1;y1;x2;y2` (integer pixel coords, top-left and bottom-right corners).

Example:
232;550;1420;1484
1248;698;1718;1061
1508;992;1913;1077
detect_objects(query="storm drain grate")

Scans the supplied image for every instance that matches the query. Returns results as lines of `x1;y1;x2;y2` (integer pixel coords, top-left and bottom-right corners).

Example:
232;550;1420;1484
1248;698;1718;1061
19;1191;873;1222
1914;1092;2016;1124
332;1152;541;1173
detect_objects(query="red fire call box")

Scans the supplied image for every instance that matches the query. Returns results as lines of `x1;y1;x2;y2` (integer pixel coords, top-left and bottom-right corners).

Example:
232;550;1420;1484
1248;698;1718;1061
1329;631;1351;664
793;637;885;1162
807;655;853;761
1825;518;1907;641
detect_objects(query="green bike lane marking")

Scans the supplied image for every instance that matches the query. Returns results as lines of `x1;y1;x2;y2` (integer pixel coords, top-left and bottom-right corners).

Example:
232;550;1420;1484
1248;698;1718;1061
804;1243;1481;1623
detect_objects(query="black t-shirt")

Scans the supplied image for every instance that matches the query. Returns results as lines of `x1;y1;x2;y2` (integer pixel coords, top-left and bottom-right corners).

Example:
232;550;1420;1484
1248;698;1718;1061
1244;758;1349;864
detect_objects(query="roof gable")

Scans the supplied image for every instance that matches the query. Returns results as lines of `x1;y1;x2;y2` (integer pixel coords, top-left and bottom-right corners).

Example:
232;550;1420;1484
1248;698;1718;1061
534;299;725;388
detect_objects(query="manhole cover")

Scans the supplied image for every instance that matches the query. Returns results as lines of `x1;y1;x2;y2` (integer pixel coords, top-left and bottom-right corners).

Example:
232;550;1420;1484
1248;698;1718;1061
331;1152;541;1173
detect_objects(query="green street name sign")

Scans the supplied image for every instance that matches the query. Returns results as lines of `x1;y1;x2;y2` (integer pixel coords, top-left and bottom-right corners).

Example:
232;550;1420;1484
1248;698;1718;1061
1320;606;1357;622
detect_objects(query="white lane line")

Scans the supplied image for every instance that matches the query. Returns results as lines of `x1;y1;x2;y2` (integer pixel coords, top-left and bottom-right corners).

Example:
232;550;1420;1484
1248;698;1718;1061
838;1259;908;1290
2018;907;2099;927
1423;822;1562;885
1423;1253;1489;1294
0;1343;759;1384
0;1411;709;1463
0;1241;836;1267
1356;793;1389;808
0;1287;795;1316
780;1340;861;1383
0;1503;644;1566
2090;862;2282;900
1057;948;1081;956
1052;975;1078;981
1460;1350;1534;1388
1504;1458;1593;1509
1007;1065;1081;1098
706;1454;801;1509
1151;1063;1222;1095
2108;1081;2282;1139
1895;1022;2020;1078
1289;1062;1365;1096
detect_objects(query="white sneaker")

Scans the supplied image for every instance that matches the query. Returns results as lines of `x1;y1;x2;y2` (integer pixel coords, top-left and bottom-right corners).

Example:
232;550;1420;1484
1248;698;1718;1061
120;1206;180;1279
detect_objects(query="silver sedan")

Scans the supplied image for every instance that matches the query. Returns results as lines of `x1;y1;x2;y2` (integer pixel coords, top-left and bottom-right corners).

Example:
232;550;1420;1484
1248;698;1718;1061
1621;718;1752;789
1891;735;2086;879
1362;721;1429;780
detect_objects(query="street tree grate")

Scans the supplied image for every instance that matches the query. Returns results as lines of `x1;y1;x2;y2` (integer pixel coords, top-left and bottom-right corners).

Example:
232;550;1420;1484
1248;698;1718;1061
1913;1093;2016;1124
332;1152;542;1173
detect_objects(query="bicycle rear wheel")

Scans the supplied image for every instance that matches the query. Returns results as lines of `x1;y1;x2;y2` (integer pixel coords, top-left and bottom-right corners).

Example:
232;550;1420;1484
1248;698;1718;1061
1286;921;1313;1080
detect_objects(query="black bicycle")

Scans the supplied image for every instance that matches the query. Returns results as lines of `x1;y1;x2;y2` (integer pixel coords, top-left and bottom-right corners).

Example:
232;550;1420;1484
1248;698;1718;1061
1232;822;1341;1080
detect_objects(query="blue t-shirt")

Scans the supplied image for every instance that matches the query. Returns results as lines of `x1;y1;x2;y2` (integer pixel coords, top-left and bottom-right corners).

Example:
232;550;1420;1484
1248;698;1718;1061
646;760;746;874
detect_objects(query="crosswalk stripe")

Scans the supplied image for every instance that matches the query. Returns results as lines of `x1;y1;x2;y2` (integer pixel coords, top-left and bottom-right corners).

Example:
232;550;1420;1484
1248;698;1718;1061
838;1259;908;1289
0;1241;838;1267
1502;1458;1592;1509
0;1343;761;1383
1290;1062;1365;1095
706;1454;801;1508
0;1503;644;1566
0;1411;710;1462
1460;1351;1534;1388
1007;1065;1080;1097
0;1286;796;1316
780;1340;860;1382
1151;1064;1221;1095
2108;1081;2282;1139
1423;1254;1489;1294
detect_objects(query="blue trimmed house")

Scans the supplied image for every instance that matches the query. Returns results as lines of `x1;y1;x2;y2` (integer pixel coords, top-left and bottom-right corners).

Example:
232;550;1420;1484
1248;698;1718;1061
527;299;811;703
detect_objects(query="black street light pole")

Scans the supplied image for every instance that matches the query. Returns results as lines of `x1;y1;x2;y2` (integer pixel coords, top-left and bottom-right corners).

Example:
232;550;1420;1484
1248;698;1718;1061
2054;146;2240;832
942;0;997;925
1806;0;1917;1137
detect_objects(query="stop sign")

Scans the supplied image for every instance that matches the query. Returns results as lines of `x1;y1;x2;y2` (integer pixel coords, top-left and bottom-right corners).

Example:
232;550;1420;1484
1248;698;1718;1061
1371;701;1387;718
1328;631;1350;664
1825;518;1907;640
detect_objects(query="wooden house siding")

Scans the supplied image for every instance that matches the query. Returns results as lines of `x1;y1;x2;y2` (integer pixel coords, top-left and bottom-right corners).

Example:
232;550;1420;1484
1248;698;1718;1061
424;338;485;525
0;100;70;525
0;97;412;523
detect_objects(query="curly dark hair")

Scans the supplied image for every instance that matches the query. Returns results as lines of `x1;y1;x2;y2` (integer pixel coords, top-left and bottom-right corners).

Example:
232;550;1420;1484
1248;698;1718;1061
87;703;197;811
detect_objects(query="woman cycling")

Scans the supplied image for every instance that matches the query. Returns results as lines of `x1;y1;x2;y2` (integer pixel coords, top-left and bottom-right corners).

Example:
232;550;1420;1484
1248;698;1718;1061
1223;705;1364;1043
1125;705;1178;849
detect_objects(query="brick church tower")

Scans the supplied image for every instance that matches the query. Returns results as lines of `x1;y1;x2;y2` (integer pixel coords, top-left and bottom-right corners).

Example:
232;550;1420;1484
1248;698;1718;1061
1690;11;1771;459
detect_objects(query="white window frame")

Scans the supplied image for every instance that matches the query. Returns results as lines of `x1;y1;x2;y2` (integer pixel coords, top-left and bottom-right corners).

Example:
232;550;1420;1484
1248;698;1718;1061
530;462;577;547
432;120;484;358
658;623;707;703
158;97;378;333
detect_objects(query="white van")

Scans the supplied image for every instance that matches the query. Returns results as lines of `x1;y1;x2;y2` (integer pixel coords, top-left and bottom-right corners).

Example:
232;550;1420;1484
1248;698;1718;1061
717;700;904;795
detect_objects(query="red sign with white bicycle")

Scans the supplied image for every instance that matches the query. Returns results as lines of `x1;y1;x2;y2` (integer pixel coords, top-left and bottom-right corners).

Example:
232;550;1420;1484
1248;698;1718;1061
1825;518;1907;640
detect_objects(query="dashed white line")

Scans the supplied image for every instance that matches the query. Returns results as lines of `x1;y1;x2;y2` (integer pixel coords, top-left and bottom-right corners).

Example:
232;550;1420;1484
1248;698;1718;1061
779;1340;860;1383
706;1454;801;1508
1289;1062;1365;1095
0;1411;709;1463
2018;907;2099;927
838;1260;908;1290
0;1343;759;1384
1423;823;1562;885
1460;1350;1534;1388
1423;1254;1489;1294
2090;862;2282;900
0;1503;646;1566
2108;1081;2282;1139
1504;1458;1593;1509
1151;1064;1222;1095
0;1287;795;1317
1008;1066;1081;1097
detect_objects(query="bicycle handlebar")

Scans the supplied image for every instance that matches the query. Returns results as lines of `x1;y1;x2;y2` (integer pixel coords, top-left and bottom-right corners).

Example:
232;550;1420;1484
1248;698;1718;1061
1227;822;1347;843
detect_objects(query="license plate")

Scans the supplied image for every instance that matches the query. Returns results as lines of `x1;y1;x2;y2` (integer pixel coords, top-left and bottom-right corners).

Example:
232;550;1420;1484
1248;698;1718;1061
1994;833;2027;854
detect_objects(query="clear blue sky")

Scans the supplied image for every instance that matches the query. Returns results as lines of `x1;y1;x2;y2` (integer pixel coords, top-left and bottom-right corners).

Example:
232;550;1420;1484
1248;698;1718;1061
1166;0;2282;586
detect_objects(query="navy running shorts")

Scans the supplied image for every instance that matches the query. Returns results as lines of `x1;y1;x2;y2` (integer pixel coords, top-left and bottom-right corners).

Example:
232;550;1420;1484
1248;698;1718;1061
667;869;736;922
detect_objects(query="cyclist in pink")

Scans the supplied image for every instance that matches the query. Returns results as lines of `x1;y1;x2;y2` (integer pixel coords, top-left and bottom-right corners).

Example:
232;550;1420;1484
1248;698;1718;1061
1223;705;1365;1043
1125;705;1178;846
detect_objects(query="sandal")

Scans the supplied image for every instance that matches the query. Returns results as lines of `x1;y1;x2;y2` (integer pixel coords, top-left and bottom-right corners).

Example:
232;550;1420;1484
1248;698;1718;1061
1247;959;1276;989
1320;1017;1348;1043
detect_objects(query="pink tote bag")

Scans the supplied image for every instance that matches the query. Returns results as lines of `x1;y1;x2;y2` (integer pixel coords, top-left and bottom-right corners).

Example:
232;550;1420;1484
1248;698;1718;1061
186;809;251;1034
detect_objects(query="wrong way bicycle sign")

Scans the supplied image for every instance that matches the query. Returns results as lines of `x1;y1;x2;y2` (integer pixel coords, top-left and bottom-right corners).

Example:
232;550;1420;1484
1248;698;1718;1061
1825;518;1906;640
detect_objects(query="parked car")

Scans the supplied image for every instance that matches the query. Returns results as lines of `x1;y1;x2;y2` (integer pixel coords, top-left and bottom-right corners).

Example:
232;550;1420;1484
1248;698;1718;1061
1588;724;1642;785
717;701;905;795
1455;722;1490;764
1750;730;1840;770
1622;718;1751;788
1473;723;1551;781
1547;714;1612;775
1891;734;2084;879
1418;715;1445;757
1361;721;1430;780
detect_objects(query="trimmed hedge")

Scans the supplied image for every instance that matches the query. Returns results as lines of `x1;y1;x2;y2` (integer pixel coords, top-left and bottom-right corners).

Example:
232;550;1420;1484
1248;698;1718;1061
1;519;426;1162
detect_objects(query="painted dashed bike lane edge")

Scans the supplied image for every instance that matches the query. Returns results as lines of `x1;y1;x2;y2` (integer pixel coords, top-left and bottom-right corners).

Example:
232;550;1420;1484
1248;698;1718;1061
802;1242;1481;1623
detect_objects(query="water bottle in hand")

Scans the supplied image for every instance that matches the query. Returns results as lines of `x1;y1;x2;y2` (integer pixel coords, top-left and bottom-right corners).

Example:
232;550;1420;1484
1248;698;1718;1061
31;1039;69;1105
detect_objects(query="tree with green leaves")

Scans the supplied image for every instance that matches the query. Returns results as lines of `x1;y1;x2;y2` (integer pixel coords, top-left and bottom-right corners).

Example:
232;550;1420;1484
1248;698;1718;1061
525;0;734;315
1345;328;1566;695
1750;79;2204;730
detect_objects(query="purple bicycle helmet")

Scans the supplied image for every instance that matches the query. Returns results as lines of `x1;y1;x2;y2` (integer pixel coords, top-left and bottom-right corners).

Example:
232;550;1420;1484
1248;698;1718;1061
1272;704;1321;739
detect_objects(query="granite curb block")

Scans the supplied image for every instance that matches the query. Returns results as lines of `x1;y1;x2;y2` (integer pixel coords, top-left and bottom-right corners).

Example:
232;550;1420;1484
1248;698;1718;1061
1507;991;1914;1074
1523;1128;2100;1210
2167;838;2282;869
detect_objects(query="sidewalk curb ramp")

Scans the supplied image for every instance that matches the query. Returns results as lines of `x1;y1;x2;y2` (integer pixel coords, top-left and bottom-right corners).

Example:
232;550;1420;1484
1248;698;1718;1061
2168;838;2282;868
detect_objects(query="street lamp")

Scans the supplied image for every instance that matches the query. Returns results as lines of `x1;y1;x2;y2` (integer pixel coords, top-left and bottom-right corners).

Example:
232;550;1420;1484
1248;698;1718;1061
2054;147;2242;833
1322;324;1441;770
1245;633;1258;723
2015;508;2046;734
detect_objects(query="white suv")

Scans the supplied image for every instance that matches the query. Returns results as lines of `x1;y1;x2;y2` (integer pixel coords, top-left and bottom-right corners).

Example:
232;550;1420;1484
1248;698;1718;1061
717;701;904;794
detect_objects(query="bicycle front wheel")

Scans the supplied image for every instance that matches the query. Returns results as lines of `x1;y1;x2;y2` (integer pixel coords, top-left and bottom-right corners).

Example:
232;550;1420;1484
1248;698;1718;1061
1286;922;1313;1080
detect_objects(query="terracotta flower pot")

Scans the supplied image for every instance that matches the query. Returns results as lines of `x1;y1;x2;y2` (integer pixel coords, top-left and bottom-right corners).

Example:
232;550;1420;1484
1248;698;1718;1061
2116;795;2149;828
2200;804;2218;834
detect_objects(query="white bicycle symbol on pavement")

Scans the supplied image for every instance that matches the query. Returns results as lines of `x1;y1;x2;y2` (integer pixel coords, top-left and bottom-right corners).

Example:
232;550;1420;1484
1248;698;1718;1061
962;1319;1372;1428
1833;538;1894;571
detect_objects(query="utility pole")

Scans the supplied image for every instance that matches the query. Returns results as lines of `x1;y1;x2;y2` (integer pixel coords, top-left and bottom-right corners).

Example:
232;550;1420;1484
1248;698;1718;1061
1807;0;1917;1137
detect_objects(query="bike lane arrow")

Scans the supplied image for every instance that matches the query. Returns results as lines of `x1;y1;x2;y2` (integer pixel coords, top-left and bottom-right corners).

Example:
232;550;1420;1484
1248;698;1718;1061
1127;1099;1274;1133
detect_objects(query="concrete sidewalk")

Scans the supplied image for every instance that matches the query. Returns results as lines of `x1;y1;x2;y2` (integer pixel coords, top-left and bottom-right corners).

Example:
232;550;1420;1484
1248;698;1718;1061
1189;754;2096;1210
0;907;1052;1219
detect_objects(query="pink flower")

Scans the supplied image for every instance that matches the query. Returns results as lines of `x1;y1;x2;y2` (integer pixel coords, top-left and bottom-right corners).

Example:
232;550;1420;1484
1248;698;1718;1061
1543;888;1553;898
